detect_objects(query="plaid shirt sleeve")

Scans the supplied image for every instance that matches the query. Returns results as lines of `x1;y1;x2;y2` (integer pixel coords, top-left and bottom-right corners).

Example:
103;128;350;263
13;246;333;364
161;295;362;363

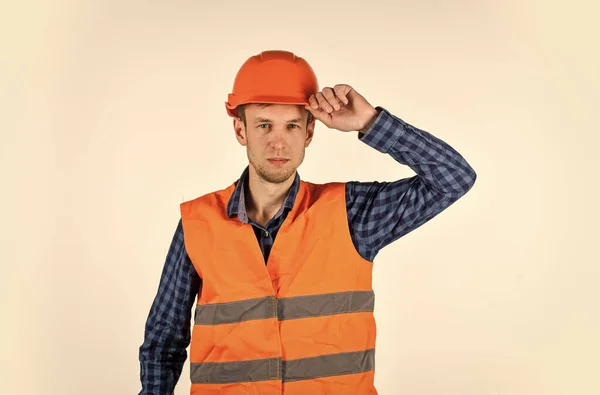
346;106;477;262
138;218;201;394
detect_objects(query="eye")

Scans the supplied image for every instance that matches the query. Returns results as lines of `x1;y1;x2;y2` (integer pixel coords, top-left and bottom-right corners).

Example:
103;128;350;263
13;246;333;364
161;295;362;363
288;124;299;129
258;124;270;129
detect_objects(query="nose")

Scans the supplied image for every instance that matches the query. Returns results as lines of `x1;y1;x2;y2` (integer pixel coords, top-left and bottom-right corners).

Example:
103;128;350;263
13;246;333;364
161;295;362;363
268;126;289;149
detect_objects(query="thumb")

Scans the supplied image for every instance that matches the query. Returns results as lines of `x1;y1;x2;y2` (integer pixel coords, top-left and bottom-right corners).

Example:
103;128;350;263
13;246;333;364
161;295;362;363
305;104;330;123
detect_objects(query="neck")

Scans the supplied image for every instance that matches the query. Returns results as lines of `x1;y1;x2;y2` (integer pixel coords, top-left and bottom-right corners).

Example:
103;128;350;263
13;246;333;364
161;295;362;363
245;166;295;225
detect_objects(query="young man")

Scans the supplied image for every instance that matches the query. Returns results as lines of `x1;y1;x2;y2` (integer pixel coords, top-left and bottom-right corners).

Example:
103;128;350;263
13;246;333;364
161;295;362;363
139;50;477;395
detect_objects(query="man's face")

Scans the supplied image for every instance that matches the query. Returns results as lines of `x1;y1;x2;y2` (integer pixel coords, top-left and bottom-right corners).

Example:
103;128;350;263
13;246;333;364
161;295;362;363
234;104;315;184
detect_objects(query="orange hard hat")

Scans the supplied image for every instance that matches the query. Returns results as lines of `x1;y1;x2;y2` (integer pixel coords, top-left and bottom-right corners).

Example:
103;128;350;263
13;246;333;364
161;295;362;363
225;50;319;118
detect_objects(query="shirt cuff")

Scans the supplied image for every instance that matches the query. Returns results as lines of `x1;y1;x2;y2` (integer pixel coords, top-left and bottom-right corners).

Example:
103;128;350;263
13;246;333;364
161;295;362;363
358;106;409;154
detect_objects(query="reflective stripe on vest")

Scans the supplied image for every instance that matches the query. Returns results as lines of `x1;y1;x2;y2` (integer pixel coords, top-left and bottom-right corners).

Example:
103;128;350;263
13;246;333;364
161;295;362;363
181;180;378;395
190;349;376;384
193;290;375;325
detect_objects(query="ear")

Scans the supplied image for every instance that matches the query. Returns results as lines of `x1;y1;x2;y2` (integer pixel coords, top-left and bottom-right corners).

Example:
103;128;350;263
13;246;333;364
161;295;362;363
304;117;316;147
233;117;247;146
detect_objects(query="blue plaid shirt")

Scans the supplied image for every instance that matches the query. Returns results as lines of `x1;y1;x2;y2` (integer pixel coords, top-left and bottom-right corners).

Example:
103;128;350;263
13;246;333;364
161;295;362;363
139;106;477;394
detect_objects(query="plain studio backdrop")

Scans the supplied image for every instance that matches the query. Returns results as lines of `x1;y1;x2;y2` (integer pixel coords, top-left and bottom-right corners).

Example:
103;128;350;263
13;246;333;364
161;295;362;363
1;0;599;394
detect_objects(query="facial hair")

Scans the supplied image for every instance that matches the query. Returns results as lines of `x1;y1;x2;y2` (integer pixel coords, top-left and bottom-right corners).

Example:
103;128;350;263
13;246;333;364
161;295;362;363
247;144;304;184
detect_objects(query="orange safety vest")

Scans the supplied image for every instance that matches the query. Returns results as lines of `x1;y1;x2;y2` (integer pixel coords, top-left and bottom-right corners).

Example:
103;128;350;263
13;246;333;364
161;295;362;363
180;179;378;395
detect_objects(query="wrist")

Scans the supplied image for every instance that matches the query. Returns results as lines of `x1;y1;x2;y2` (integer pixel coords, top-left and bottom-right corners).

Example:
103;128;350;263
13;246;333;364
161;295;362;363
357;106;379;135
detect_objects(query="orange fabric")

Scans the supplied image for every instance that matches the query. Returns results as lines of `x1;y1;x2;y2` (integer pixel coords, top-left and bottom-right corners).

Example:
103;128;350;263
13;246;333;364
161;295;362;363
282;371;378;395
180;180;378;394
191;380;282;395
191;318;281;363
224;50;319;118
279;312;377;360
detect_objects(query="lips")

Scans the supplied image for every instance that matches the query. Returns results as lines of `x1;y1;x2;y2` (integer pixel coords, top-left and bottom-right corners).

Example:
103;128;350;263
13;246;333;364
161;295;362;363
268;158;289;165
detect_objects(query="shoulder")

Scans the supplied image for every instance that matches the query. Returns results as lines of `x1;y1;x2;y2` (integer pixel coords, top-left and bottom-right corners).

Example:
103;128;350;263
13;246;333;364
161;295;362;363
297;180;348;214
300;179;346;196
180;182;236;218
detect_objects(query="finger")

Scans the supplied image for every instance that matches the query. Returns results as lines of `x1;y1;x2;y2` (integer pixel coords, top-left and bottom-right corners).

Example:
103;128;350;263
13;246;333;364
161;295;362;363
308;94;319;109
305;103;327;119
315;92;334;113
333;84;350;105
322;87;342;111
305;104;332;125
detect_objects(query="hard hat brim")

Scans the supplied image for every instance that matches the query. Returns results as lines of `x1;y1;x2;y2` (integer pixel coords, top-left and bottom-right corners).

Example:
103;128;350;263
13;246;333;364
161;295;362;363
225;94;311;118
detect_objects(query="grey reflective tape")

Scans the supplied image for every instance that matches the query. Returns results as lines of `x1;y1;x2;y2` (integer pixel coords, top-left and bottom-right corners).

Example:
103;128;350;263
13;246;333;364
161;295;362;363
194;296;277;325
283;349;375;382
190;357;282;384
277;290;375;320
190;349;375;384
194;290;374;325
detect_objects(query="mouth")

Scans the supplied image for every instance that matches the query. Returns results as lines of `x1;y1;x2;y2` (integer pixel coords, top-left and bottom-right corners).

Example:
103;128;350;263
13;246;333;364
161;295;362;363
268;158;289;166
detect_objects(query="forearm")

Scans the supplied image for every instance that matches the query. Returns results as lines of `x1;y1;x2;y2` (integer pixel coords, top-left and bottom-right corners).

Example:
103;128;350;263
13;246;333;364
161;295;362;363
139;342;187;395
139;218;201;394
359;107;477;195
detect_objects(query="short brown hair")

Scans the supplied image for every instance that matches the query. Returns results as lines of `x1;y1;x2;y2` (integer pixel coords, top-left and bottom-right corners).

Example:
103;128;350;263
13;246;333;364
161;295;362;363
236;104;313;128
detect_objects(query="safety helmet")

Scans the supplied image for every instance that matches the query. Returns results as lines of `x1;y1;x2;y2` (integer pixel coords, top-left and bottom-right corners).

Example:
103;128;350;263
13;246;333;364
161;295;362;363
225;50;319;118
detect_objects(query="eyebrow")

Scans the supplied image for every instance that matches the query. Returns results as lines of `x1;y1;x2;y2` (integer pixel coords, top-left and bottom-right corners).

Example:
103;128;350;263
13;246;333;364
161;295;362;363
254;117;303;124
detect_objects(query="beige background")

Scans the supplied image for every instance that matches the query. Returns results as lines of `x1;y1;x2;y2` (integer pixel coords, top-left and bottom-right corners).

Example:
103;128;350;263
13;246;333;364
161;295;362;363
2;0;599;394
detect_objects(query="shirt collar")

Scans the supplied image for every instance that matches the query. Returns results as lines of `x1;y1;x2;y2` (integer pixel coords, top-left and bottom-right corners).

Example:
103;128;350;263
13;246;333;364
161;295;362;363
226;165;300;223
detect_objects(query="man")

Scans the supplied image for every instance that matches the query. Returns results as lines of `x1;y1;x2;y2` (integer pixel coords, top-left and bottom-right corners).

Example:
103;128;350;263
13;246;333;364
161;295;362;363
139;50;476;395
